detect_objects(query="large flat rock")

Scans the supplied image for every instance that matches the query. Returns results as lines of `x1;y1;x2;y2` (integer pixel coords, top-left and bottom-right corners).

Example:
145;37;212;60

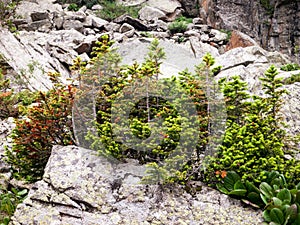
10;145;263;225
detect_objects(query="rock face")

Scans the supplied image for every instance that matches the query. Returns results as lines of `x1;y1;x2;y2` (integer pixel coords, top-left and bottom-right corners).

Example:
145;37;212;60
0;29;60;90
198;0;300;62
281;82;300;137
10;145;263;225
179;0;199;17
225;30;258;51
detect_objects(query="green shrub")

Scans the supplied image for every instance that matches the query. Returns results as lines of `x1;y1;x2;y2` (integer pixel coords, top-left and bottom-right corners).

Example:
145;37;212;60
168;21;188;34
86;39;182;163
281;63;300;72
5;72;76;182
73;37;214;185
175;15;193;24
96;1;141;21
217;170;300;224
216;171;263;207
260;180;300;225
203;66;300;188
67;3;80;11
168;16;192;34
284;73;300;85
0;186;27;224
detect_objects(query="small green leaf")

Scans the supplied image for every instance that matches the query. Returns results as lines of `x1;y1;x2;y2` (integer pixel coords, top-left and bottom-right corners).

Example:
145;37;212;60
260;182;274;200
277;188;291;203
266;171;280;183
263;210;271;222
247;191;263;207
223;171;241;192
234;180;246;190
216;183;229;194
228;189;247;197
270;208;284;224
261;194;269;205
17;189;28;196
245;180;260;193
272;197;282;206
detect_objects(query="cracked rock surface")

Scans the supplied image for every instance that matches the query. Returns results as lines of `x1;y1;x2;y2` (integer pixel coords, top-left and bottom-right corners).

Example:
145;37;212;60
10;145;263;224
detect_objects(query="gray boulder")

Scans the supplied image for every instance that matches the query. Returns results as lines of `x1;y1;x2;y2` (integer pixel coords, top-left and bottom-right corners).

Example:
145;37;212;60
209;29;228;43
189;36;219;58
119;23;135;33
215;46;289;72
138;6;166;22
90;15;109;29
63;19;84;32
147;0;181;14
10;145;263;225
281;82;300;136
15;0;62;23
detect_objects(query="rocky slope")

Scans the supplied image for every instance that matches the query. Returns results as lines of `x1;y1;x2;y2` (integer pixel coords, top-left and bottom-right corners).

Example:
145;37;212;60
0;0;300;224
196;0;300;62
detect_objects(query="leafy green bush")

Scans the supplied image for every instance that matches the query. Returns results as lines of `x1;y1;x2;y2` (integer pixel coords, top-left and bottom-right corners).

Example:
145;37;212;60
5;72;76;181
67;3;80;11
168;22;188;34
203;66;300;187
0;186;27;224
175;15;193;24
281;63;300;72
72;36;214;184
168;16;192;34
216;171;263;207
284;73;300;85
96;0;141;21
217;170;300;224
260;180;300;225
86;39;179;160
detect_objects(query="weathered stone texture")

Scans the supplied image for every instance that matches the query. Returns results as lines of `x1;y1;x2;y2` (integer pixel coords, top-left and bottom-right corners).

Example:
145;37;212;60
198;0;300;61
10;146;263;225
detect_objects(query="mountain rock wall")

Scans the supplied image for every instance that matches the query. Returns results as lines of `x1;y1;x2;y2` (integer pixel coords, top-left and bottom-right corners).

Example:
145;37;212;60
196;0;300;62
